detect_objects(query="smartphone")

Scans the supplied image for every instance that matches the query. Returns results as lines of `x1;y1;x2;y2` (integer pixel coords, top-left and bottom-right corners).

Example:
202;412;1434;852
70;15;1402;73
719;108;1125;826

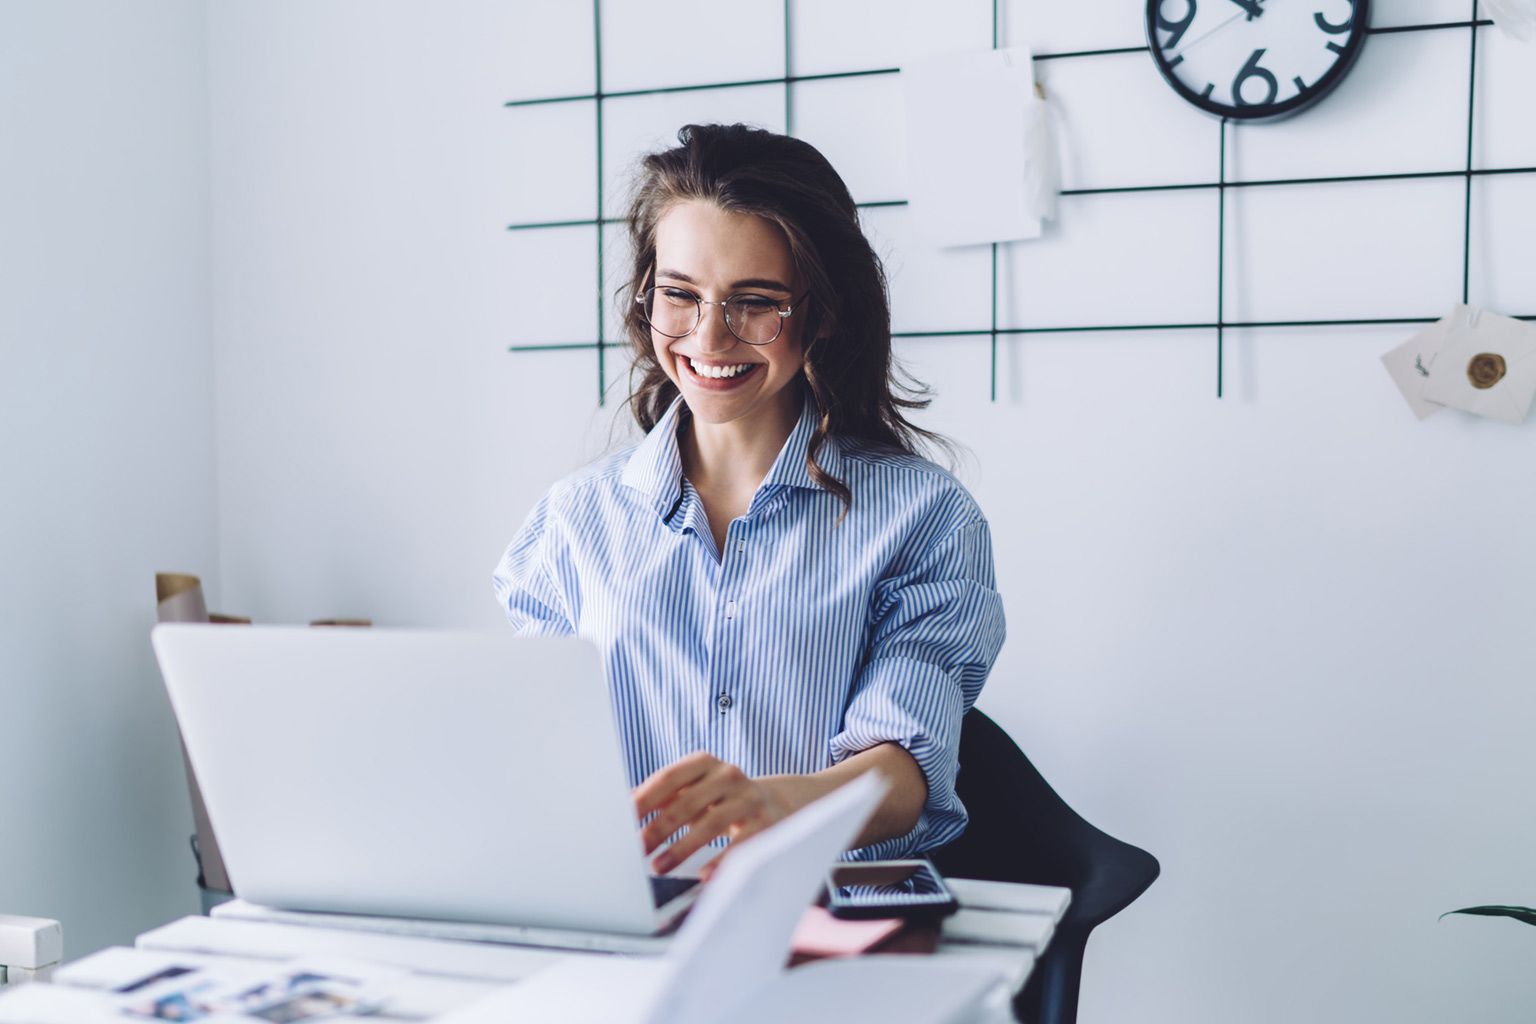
824;859;959;922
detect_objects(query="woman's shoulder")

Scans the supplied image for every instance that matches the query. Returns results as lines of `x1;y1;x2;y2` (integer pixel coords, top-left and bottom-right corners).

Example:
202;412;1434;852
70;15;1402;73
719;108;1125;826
535;446;643;513
835;441;987;528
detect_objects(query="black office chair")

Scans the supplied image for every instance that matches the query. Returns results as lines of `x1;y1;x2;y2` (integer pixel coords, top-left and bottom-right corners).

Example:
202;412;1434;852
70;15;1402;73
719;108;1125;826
930;709;1160;1024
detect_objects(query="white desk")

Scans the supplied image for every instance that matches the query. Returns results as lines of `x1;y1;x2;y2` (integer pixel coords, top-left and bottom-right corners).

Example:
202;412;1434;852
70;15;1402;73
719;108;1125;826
0;878;1069;1023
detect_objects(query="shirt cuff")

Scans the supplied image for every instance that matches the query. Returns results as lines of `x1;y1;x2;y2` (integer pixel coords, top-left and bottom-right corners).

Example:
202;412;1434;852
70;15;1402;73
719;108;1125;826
828;655;968;859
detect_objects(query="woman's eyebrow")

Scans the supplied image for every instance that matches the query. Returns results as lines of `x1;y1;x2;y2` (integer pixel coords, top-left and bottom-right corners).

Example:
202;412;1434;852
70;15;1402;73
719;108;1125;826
656;268;792;293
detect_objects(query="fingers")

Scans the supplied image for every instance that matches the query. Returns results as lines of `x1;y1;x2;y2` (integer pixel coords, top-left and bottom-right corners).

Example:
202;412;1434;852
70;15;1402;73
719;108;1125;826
698;850;728;883
651;795;754;874
633;751;718;820
639;761;751;853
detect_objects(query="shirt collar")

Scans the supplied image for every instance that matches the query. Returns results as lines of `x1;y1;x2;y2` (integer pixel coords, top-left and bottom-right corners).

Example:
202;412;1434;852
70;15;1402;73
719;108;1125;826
620;386;843;520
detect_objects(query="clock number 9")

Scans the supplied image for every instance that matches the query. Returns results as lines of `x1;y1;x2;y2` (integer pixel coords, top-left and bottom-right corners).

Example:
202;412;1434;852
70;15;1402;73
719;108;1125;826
1232;48;1279;107
1155;0;1197;50
1315;0;1356;33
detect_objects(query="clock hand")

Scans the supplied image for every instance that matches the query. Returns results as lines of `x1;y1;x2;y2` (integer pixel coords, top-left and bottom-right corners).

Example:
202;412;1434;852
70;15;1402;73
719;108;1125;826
1168;0;1271;61
1227;0;1265;18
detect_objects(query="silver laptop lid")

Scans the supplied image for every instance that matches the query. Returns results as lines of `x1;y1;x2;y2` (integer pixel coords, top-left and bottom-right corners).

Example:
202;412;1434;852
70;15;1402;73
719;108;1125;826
152;624;661;934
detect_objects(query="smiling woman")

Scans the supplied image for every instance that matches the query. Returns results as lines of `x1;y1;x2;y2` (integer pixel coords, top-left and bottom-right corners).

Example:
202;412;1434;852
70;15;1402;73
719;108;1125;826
492;123;1005;879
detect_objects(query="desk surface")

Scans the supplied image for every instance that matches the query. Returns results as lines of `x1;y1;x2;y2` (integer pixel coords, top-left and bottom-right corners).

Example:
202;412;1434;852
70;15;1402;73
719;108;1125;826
0;878;1069;1023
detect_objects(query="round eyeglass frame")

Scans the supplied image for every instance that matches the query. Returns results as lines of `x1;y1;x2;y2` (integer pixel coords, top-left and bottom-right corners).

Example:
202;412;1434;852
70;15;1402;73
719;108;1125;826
635;286;808;347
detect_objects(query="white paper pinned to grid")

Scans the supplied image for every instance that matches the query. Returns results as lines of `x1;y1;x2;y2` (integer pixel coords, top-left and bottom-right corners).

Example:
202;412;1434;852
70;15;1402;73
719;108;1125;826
901;47;1058;248
1483;0;1536;41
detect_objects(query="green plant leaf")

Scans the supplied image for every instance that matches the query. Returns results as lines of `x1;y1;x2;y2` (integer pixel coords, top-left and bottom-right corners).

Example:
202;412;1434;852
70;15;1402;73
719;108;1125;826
1439;905;1536;927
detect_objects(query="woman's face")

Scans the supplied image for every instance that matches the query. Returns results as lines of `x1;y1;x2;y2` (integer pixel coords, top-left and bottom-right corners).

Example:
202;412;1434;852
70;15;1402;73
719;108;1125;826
649;199;806;432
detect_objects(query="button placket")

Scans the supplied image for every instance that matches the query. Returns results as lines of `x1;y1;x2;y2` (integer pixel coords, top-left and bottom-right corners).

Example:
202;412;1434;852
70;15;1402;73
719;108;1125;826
712;521;746;721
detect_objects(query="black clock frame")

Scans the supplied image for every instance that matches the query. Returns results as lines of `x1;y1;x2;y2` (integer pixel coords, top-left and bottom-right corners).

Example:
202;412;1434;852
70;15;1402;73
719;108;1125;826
1144;0;1371;122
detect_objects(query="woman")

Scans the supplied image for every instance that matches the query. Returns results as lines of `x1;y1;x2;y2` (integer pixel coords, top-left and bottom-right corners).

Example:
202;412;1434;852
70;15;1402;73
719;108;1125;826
493;123;1004;879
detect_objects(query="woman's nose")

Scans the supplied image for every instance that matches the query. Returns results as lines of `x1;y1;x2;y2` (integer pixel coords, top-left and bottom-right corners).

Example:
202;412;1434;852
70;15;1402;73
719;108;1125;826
694;302;738;352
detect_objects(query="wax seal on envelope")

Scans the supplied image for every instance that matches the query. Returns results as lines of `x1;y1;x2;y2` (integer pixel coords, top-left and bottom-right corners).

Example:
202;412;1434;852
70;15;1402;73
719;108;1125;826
1381;304;1536;424
1467;353;1506;389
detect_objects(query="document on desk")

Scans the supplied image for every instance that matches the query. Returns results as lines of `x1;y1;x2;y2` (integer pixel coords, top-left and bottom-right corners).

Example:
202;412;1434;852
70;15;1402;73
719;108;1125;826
436;771;1015;1024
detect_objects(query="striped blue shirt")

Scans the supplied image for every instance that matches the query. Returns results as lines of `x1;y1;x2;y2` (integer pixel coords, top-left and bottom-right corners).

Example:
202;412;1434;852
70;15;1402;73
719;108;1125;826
492;388;1005;859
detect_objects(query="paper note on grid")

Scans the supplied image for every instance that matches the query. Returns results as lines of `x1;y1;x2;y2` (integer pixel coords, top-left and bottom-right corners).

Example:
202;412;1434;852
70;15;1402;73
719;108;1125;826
902;47;1055;248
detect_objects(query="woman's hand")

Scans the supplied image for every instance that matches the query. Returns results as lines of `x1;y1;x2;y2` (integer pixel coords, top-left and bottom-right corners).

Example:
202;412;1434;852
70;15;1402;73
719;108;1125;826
633;751;794;878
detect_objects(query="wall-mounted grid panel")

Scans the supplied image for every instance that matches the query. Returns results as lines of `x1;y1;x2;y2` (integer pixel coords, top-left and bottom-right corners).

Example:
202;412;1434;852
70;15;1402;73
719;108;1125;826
1227;29;1469;182
503;2;1534;404
1221;177;1468;324
860;205;996;338
1002;0;1147;53
1369;0;1475;27
1470;173;1536;314
789;73;909;205
504;224;599;349
790;0;992;75
1478;29;1536;168
1035;50;1216;192
503;102;597;225
599;84;788;220
998;189;1221;330
503;0;595;99
598;0;786;94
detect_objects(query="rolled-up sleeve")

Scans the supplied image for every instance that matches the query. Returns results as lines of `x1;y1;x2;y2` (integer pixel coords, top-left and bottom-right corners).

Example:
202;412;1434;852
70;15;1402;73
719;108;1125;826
830;515;1005;859
491;492;576;637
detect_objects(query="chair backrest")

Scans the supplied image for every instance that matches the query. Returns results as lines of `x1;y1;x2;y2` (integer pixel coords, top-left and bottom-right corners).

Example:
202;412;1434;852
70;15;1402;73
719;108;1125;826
932;710;1091;889
930;709;1159;1024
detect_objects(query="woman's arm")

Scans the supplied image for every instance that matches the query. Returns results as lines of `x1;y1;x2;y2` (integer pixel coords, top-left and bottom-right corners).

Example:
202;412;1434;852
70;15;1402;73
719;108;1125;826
634;742;928;877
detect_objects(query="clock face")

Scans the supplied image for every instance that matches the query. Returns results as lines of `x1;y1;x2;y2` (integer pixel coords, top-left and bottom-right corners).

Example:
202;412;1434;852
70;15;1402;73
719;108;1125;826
1145;0;1370;121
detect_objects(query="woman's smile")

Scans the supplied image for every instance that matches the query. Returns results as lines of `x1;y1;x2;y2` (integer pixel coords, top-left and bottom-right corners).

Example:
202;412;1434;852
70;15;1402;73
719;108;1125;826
675;352;765;390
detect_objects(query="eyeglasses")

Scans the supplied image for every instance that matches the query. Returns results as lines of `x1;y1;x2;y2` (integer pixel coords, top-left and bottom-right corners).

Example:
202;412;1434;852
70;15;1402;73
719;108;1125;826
636;286;805;346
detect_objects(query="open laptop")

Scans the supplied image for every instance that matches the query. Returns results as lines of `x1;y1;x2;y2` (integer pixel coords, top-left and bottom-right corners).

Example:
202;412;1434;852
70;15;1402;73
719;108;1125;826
434;768;1013;1024
150;624;703;948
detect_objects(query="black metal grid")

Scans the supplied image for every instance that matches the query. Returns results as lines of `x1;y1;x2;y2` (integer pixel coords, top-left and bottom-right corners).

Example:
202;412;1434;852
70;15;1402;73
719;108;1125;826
504;1;1535;402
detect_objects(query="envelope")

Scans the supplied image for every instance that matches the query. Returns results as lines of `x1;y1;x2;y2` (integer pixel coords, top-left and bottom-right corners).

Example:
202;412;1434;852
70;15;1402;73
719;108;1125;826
1380;312;1453;420
1422;305;1536;424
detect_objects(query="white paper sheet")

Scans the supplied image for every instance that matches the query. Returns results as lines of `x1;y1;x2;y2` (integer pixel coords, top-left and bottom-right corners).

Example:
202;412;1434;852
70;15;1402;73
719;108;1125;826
436;772;896;1024
646;770;888;1024
902;47;1058;248
1484;0;1536;41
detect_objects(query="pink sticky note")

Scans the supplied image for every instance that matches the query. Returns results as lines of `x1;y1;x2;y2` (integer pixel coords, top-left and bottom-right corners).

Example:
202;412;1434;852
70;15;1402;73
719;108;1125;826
790;906;904;959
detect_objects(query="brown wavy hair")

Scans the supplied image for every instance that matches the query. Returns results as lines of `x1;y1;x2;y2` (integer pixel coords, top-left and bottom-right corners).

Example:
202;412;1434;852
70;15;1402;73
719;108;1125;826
620;122;951;511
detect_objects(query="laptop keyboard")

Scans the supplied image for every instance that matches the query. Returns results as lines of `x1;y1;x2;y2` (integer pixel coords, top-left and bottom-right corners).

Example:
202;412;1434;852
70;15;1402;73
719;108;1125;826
650;874;700;908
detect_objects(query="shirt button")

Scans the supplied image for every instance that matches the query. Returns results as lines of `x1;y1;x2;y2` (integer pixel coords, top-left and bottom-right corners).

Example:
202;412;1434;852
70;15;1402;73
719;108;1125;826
724;601;738;619
736;540;747;554
717;693;733;712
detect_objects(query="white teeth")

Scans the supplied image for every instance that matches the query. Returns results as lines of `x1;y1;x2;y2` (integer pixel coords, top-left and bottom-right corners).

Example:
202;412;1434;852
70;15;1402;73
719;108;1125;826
687;357;754;379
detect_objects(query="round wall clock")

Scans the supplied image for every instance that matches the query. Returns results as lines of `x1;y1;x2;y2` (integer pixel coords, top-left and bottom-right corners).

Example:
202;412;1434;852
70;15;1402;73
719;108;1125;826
1145;0;1370;121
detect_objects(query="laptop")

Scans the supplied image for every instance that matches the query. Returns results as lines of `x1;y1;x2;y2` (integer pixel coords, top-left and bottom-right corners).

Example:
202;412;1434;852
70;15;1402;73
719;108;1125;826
434;769;1014;1024
150;624;703;946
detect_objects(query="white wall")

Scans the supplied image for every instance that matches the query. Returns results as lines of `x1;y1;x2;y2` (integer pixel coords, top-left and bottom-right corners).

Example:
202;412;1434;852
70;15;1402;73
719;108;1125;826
0;1;212;955
204;1;1536;1020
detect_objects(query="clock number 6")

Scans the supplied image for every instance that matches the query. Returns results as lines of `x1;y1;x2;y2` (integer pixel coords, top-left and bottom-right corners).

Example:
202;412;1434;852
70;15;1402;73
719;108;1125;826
1156;0;1197;50
1232;48;1278;107
1315;0;1356;33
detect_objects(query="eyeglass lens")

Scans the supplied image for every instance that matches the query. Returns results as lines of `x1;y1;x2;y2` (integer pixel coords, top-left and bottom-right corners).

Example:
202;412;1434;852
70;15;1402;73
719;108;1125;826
641;287;783;345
